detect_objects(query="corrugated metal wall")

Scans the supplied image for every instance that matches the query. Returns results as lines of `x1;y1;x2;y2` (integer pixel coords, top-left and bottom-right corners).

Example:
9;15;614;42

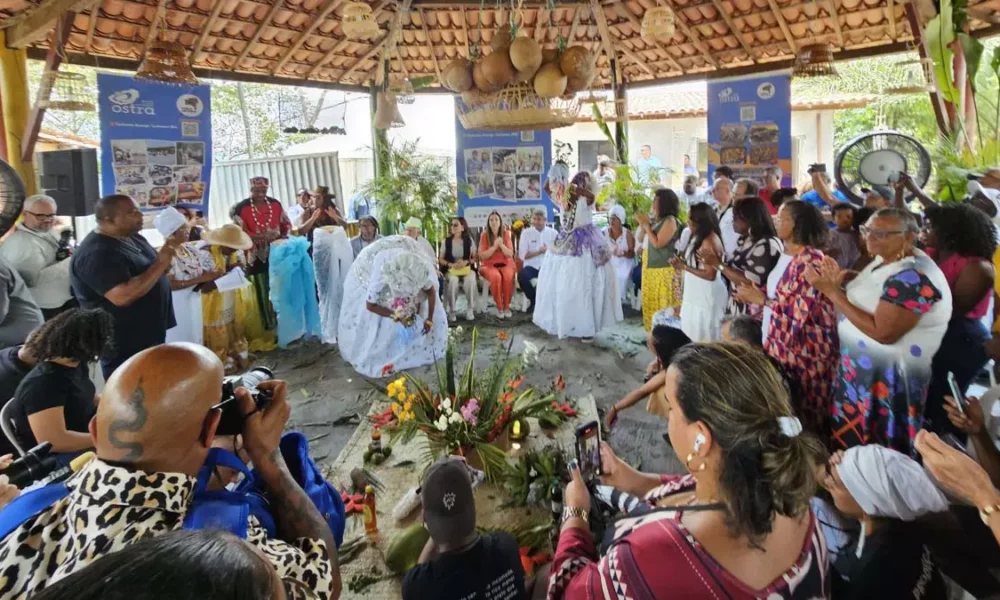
207;151;343;227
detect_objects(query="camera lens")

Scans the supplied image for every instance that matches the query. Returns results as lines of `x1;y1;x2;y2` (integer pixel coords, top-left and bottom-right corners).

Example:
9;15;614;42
240;367;273;390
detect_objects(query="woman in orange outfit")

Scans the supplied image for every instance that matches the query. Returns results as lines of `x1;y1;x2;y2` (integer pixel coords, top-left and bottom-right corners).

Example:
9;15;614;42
479;211;516;318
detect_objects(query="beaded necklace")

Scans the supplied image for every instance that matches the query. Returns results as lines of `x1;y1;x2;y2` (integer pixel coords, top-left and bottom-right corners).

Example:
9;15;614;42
249;198;273;232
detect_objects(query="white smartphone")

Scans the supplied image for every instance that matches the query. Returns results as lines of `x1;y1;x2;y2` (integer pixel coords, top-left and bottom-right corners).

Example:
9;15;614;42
947;371;966;415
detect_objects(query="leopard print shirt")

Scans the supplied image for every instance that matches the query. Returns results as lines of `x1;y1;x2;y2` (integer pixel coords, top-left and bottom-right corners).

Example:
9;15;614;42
0;460;333;600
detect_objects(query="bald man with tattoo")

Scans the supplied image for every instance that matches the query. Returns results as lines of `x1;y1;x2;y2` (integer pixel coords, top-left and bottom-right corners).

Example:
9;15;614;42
0;343;341;600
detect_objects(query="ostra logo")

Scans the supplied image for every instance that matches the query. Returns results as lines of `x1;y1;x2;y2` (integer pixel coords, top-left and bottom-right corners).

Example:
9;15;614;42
717;87;740;103
108;89;155;115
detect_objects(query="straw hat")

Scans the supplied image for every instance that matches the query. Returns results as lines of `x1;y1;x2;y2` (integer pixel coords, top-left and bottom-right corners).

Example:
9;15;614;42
202;223;253;250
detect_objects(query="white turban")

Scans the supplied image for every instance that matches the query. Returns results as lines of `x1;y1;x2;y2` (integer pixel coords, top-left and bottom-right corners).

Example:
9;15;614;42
609;205;626;226
382;251;432;298
837;445;947;521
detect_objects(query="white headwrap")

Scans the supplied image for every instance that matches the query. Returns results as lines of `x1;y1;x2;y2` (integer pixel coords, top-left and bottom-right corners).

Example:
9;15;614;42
609;205;626;226
382;251;431;298
837;445;948;522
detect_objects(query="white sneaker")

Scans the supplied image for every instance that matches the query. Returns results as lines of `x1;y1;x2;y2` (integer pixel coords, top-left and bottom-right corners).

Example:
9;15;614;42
465;309;475;320
499;310;507;320
504;310;513;318
448;311;456;323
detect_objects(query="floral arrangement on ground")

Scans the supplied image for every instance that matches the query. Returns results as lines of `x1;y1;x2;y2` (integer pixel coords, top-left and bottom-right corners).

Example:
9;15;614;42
372;327;576;481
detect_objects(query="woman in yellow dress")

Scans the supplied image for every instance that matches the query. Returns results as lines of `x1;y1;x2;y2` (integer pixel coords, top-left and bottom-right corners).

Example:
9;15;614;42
635;188;683;330
199;224;276;372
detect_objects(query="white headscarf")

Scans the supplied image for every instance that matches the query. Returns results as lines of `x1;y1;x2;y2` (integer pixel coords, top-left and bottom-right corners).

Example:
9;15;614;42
609;205;626;227
837;445;948;522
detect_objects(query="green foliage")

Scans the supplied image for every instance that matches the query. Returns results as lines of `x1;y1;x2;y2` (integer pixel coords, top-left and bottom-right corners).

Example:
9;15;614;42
360;139;458;245
926;0;959;104
504;446;569;507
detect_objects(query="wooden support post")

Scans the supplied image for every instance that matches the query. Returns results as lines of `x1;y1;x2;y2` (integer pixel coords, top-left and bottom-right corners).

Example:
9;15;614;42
0;30;37;195
612;60;628;163
904;1;949;136
21;12;73;167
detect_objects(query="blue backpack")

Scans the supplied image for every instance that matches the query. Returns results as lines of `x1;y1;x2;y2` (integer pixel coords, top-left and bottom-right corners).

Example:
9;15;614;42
0;432;346;547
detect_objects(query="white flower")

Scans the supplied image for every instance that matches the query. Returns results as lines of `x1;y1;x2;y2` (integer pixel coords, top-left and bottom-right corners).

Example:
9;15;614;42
522;341;540;366
455;326;464;335
441;398;452;412
435;415;448;431
449;411;463;424
529;468;538;478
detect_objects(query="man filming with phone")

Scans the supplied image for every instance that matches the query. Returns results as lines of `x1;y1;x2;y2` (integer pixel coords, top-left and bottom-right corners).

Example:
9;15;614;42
0;343;341;600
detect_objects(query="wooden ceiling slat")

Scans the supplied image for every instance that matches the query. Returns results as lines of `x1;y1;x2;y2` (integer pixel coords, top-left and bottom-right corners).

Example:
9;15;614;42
417;8;442;81
233;0;286;70
765;0;798;54
82;4;99;54
272;0;348;75
612;2;684;74
661;0;720;69
589;0;620;84
190;0;226;62
824;0;845;48
709;0;756;62
886;0;896;40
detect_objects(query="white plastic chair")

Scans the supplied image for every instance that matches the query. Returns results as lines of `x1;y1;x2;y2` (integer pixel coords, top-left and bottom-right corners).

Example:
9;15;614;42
0;398;25;457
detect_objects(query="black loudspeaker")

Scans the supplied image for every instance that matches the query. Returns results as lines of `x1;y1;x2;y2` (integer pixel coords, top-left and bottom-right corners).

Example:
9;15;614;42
37;148;100;217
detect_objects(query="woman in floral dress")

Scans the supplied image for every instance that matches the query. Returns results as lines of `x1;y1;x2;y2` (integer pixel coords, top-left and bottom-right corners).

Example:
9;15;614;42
736;200;839;437
807;208;950;455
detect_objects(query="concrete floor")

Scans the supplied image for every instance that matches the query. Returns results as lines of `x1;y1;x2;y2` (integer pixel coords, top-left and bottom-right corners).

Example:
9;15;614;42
259;308;685;477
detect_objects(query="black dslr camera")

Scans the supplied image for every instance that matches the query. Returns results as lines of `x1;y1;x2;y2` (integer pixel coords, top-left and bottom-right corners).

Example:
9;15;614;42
214;367;275;436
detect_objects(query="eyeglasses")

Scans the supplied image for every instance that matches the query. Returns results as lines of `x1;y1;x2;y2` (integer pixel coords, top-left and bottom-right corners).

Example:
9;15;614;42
860;226;906;239
25;211;56;219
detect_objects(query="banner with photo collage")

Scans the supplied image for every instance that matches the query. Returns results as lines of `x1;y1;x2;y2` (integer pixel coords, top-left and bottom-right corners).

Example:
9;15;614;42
706;72;792;186
454;103;556;228
97;73;212;217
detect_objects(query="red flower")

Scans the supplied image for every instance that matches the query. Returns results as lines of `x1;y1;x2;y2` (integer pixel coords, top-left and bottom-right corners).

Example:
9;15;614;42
381;364;395;376
554;374;565;392
919;285;935;298
872;381;889;400
508;376;524;390
497;330;510;341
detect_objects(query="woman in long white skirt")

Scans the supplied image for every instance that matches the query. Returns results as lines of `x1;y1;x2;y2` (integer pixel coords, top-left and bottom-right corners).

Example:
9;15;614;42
533;171;623;341
673;203;728;342
313;226;355;344
338;236;448;377
604;205;635;305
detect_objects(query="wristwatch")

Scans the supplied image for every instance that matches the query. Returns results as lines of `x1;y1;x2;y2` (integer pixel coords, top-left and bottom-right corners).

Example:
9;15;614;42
561;506;589;525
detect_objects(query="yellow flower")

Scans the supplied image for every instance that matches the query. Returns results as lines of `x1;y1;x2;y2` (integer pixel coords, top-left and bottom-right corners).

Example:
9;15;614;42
405;411;415;421
391;402;400;414
397;392;406;401
387;382;398;396
403;401;412;412
407;394;416;403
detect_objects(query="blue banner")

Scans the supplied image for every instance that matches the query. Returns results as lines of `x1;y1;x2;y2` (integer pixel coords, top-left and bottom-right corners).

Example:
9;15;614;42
707;72;791;186
454;99;555;228
97;73;213;215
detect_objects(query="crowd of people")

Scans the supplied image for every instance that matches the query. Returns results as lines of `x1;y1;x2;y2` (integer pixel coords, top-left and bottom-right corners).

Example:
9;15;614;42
1;160;1000;600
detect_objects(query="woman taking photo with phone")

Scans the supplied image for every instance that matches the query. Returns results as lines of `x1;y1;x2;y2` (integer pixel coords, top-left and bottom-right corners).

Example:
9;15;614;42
549;342;828;599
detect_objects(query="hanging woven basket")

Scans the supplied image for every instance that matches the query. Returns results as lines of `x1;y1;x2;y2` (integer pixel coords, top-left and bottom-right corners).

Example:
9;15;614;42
374;92;405;129
791;42;838;78
457;83;580;130
342;2;381;40
136;40;199;85
38;71;95;111
641;6;676;44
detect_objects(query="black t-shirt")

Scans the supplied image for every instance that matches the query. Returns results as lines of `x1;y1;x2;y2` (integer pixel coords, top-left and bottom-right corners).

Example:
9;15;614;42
70;232;174;364
402;533;526;600
10;361;96;450
832;520;946;599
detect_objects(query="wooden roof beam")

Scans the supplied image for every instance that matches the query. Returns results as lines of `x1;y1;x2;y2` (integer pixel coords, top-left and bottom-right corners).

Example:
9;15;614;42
662;0;719;68
619;44;657;78
143;0;169;56
339;34;390;82
611;3;684;74
566;5;583;45
709;0;755;62
22;11;74;163
417;8;442;81
886;0;897;39
824;0;845;47
305;0;394;78
376;0;413;86
460;8;470;57
5;0;99;47
191;0;228;62
272;0;348;75
233;0;286;70
589;0;620;84
765;0;797;54
82;4;100;55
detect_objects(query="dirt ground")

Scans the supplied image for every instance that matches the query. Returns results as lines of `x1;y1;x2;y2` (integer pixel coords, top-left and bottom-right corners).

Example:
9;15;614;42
258;307;685;476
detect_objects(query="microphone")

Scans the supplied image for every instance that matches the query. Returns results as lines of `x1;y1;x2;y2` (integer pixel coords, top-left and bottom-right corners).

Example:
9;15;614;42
23;452;96;492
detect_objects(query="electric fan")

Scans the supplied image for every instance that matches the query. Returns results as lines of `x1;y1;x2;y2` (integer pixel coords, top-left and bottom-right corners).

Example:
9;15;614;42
0;159;26;239
834;131;932;204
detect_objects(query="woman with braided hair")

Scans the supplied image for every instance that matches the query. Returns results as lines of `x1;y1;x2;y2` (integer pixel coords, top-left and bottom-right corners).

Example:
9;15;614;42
2;308;114;461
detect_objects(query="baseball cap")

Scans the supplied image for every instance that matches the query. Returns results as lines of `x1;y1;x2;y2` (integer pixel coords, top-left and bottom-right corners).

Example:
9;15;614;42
420;458;476;546
860;185;893;202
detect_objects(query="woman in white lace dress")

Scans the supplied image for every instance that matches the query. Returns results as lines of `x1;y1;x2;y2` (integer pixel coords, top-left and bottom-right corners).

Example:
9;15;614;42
312;225;355;344
337;235;448;377
673;203;728;341
533;171;623;341
604;205;635;305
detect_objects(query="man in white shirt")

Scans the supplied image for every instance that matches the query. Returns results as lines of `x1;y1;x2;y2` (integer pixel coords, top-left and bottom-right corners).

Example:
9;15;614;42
636;145;666;188
0;194;74;319
713;177;739;259
517;208;557;313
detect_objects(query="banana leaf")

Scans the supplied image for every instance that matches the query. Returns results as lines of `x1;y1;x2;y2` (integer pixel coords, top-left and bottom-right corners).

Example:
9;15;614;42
926;0;959;104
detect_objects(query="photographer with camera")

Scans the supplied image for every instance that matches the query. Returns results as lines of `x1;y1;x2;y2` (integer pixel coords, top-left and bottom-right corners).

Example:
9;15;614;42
0;343;340;600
